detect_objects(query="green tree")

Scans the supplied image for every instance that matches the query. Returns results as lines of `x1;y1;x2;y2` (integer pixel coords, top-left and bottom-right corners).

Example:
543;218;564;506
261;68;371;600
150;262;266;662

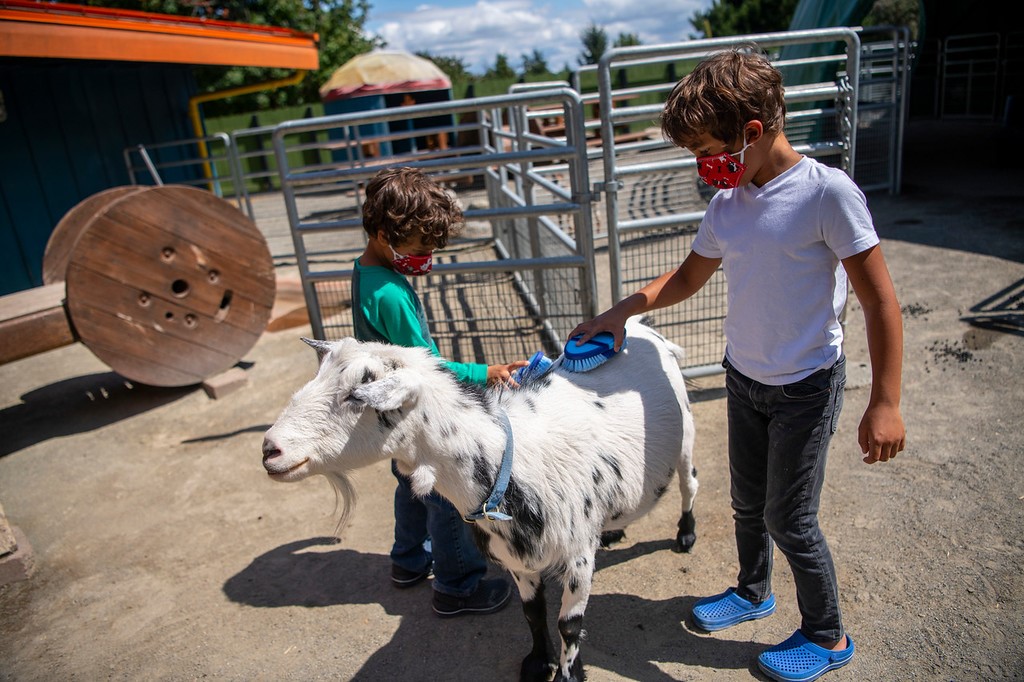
688;0;800;39
82;0;383;113
486;53;517;79
613;32;642;47
578;22;608;65
417;51;473;82
862;0;920;39
521;49;550;76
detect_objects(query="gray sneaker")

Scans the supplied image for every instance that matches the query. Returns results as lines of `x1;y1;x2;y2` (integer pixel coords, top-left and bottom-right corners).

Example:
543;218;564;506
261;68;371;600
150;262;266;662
432;578;512;617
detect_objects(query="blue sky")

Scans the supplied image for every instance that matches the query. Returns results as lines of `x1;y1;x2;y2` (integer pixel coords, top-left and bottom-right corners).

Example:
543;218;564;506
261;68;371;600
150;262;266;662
364;0;716;74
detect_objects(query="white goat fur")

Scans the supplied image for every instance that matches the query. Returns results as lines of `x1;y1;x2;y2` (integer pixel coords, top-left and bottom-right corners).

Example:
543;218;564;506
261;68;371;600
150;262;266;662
263;316;698;681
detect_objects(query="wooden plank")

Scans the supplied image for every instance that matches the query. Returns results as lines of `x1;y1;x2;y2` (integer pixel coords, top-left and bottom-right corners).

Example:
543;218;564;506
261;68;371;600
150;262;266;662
65;265;268;349
0;283;76;365
67;300;250;386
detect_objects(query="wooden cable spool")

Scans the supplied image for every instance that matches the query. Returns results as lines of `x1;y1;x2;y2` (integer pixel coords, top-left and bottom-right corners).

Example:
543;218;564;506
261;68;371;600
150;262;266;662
42;186;148;286
42;185;275;387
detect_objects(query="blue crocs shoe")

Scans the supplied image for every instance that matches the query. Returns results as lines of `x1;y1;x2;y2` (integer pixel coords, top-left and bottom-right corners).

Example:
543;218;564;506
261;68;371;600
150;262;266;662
758;630;855;682
692;587;776;632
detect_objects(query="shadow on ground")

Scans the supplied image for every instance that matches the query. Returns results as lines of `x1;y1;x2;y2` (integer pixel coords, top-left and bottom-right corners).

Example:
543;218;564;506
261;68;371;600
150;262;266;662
224;537;768;681
0;372;195;457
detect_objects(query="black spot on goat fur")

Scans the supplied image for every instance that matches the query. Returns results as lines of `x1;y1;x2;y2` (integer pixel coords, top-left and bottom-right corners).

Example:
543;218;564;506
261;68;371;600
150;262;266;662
469;525;496;560
655;484;668;499
471;453;492;489
456;381;490;410
568;574;580;594
593;400;605;410
524;396;537;413
638;314;658;330
376;409;399;430
592;468;603;486
559;613;585;648
361;368;376;384
583;497;592;518
502;477;546;561
599;452;623;480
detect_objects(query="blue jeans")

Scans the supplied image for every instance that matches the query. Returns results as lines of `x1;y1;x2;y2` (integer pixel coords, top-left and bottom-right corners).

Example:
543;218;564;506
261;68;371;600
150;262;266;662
390;461;488;597
724;355;846;644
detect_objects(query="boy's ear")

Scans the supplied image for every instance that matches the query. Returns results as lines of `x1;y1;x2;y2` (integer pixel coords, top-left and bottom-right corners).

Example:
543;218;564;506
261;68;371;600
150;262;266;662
744;121;764;145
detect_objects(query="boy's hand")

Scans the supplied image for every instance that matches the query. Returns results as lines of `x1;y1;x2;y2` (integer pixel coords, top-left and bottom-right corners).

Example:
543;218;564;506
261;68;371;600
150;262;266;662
859;404;906;464
568;309;630;352
487;360;530;387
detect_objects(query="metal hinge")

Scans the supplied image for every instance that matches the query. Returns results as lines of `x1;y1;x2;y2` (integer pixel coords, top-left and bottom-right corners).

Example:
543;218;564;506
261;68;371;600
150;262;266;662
592;180;623;197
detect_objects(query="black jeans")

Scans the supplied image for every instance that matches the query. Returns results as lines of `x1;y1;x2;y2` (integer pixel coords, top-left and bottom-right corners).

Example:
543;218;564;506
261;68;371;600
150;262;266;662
724;354;846;644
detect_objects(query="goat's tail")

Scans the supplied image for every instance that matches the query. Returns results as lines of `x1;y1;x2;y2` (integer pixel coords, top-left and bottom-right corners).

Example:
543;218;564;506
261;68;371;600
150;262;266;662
323;471;358;540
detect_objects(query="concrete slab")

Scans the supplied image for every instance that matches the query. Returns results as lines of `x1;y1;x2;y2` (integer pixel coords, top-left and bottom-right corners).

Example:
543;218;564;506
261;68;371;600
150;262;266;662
0;120;1022;680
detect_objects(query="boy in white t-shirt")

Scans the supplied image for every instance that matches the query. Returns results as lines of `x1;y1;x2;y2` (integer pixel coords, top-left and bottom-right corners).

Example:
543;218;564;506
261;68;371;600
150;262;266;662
569;49;905;682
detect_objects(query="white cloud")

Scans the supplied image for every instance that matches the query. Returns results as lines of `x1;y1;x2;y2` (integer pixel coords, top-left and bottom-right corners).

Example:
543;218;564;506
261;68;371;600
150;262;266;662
367;0;710;75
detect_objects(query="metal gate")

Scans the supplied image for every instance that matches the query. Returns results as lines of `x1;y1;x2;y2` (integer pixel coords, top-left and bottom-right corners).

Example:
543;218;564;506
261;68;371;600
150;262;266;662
271;89;598;363
590;28;864;377
857;26;912;194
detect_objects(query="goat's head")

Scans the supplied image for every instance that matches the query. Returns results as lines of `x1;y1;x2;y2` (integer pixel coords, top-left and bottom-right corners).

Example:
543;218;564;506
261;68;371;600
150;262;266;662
262;337;430;483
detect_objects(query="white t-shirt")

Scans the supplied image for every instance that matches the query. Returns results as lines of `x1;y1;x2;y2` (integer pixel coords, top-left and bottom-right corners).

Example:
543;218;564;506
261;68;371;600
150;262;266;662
691;156;879;385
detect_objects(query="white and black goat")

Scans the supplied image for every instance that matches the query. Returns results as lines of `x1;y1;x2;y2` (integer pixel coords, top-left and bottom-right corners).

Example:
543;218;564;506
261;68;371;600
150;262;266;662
262;316;698;682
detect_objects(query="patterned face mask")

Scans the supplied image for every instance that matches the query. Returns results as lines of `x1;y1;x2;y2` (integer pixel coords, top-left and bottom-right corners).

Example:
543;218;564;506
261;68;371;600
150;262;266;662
389;244;433;276
696;138;753;190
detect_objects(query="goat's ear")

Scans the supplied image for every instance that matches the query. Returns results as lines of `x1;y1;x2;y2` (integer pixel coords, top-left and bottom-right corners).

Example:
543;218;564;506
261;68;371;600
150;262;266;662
301;337;334;364
352;370;421;412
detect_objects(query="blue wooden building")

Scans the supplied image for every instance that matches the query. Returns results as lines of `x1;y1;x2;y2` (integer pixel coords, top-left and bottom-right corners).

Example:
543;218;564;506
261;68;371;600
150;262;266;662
0;0;318;295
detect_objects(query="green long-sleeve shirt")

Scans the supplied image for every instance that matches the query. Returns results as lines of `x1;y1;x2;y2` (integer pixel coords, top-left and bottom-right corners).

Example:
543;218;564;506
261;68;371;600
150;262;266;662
351;258;487;385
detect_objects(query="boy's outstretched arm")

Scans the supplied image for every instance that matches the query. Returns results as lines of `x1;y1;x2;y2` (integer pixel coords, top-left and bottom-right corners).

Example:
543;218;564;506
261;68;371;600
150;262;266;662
569;251;721;350
843;244;907;464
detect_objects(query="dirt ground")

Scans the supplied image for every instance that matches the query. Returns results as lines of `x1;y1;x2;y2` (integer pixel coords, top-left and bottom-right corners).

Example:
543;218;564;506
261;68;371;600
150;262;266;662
1;119;1022;681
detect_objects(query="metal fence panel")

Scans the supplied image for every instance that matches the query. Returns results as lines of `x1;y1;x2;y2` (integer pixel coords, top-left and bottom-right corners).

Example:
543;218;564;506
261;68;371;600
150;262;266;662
123;132;248;213
941;33;1001;119
593;28;863;376
271;89;598;363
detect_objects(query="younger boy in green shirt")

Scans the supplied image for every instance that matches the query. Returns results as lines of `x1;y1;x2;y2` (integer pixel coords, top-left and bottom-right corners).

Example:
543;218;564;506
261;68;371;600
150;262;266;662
353;166;527;617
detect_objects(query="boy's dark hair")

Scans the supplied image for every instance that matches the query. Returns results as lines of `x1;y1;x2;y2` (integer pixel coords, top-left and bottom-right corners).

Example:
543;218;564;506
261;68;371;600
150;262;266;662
661;48;787;148
362;167;463;249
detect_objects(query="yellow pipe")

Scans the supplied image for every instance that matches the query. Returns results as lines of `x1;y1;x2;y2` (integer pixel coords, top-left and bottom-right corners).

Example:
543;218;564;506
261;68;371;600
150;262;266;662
188;70;307;186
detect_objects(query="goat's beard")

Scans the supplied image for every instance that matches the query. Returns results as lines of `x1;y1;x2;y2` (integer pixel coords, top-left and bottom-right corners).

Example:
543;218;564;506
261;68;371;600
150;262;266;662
323;471;358;539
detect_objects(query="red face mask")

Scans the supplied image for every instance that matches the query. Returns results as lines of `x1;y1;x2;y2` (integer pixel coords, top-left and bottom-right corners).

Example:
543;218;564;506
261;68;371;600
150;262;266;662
696;139;753;190
389;244;433;276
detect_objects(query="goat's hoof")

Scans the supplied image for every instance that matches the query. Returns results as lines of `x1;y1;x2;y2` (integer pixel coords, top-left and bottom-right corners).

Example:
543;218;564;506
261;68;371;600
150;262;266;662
519;655;556;682
673;531;696;553
599;529;626;548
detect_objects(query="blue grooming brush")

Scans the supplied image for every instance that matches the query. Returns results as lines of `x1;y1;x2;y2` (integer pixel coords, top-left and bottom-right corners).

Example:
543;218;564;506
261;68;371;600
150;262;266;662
513;350;554;385
561;331;625;373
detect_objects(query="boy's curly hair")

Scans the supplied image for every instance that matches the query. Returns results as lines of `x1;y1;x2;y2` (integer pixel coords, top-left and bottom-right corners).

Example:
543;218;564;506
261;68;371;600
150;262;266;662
362;167;463;249
661;48;787;148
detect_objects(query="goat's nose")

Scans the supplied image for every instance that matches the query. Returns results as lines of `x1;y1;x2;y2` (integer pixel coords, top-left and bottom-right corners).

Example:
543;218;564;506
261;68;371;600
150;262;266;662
262;437;282;464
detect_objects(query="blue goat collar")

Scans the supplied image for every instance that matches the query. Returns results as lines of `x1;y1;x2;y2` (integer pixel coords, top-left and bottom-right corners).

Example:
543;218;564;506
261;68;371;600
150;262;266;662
464;410;514;523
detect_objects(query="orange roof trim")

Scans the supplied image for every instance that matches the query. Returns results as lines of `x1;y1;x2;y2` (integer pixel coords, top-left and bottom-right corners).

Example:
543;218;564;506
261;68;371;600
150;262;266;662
0;0;319;69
